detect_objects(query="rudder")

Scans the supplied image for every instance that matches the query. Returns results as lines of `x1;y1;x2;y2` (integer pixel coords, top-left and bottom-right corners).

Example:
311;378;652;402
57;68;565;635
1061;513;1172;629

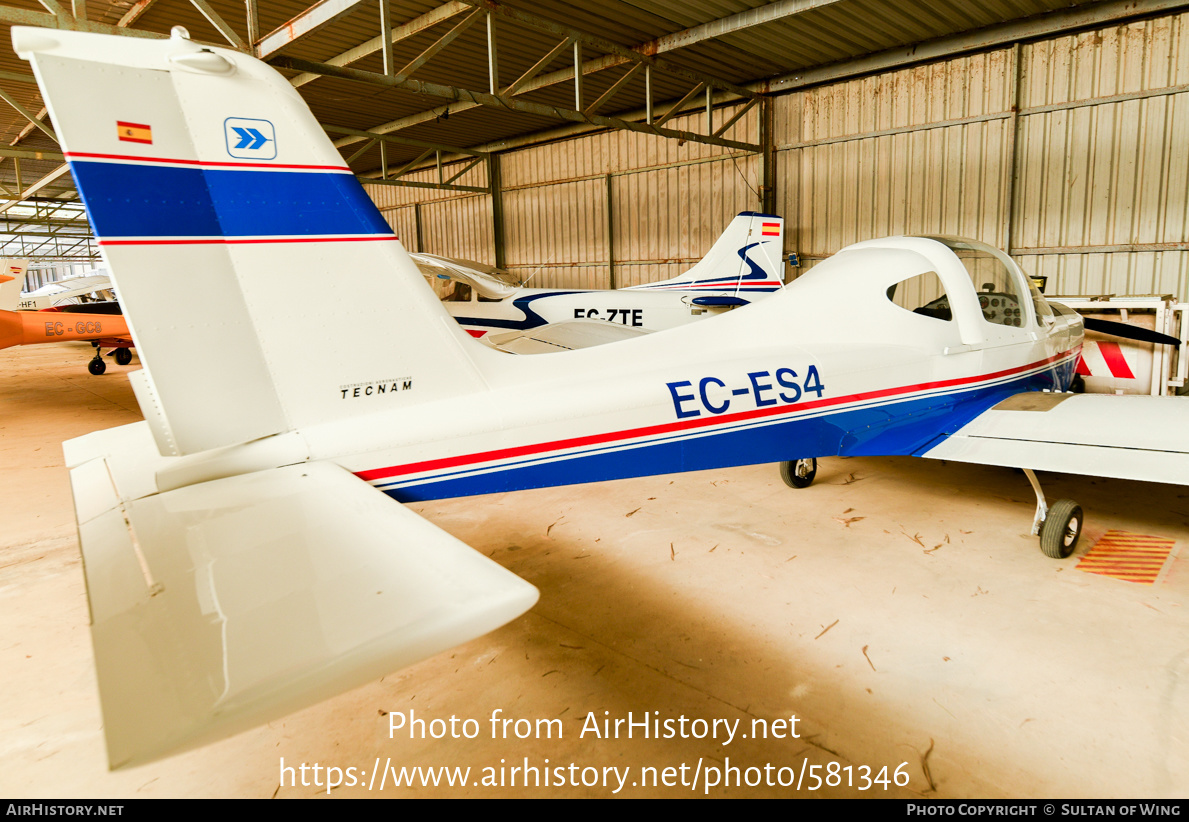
16;26;484;455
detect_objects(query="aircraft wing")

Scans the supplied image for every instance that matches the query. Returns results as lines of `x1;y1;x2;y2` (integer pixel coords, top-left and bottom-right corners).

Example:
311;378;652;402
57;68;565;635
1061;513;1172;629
411;253;520;300
483;319;652;353
922;392;1189;485
66;423;538;769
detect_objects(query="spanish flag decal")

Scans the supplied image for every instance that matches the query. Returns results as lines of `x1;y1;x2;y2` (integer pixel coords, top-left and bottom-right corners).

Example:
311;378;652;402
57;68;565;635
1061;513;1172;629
117;121;152;144
761;221;780;236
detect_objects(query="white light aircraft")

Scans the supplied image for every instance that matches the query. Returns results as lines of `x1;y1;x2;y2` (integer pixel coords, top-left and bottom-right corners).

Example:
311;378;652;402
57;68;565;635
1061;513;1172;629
410;212;785;353
0;258;29;310
15;26;1189;770
15;269;113;310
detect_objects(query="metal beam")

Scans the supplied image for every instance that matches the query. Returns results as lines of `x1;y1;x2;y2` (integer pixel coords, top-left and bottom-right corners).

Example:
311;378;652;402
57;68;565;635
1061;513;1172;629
504;35;572;97
117;0;159;28
454;0;758;99
285;2;470;89
322;124;488;157
245;0;259;45
189;0;248;51
585;63;641;117
485;10;498;95
257;0;369;59
277;56;761;152
0;164;72;215
363;177;488;194
397;7;482;78
0;88;56;143
653;82;703;129
650;0;844;53
0;5;192;40
767;0;1189;92
380;0;393;75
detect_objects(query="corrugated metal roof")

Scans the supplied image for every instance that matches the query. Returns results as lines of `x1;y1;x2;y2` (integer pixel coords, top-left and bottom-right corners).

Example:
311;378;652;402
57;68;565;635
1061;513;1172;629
0;0;1174;206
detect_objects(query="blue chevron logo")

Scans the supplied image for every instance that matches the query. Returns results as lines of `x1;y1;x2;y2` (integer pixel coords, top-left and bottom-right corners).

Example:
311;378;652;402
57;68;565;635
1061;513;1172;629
224;117;277;160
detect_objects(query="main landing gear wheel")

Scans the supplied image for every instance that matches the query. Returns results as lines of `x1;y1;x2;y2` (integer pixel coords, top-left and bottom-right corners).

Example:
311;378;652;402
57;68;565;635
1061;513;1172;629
780;458;817;488
87;357;106;376
1040;499;1082;559
114;347;132;365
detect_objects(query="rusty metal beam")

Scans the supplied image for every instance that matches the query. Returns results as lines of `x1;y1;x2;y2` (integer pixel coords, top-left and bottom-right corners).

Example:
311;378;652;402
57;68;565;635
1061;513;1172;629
257;0;369;59
768;0;1189;92
117;0;160;28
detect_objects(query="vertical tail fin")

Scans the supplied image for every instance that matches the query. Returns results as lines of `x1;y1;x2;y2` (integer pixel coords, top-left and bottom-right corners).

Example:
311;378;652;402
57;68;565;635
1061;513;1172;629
626;212;785;295
0;259;29;311
15;27;484;456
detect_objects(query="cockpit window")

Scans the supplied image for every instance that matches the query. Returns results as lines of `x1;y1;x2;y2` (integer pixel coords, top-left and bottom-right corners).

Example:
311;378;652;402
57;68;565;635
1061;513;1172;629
887;271;952;321
927;238;1029;329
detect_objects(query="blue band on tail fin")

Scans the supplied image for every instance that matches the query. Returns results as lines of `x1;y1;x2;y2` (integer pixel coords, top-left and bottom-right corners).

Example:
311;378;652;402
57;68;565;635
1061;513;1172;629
69;161;394;239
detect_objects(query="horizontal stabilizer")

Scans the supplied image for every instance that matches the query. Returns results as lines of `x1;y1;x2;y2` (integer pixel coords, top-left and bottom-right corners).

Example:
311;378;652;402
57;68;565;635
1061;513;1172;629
70;458;538;769
484;320;651;353
923;392;1189;485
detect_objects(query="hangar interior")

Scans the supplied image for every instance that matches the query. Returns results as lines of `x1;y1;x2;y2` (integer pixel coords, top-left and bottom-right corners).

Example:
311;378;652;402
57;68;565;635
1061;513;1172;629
1;0;1188;799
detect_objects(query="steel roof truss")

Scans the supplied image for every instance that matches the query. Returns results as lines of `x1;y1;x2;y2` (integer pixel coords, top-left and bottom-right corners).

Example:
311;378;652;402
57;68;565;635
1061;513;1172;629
280;55;760;152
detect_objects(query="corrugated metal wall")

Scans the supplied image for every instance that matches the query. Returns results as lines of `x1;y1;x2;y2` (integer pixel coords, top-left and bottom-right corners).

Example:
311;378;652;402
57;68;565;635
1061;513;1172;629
366;105;763;289
367;10;1189;300
778;12;1189;299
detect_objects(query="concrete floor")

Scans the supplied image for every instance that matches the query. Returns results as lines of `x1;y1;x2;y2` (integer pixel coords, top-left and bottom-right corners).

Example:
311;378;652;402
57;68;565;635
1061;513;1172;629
2;341;1187;798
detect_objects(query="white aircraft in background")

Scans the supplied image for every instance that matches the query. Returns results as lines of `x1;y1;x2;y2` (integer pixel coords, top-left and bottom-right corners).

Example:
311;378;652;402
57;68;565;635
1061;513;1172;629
16;26;1189;770
0;258;29;310
410;212;785;353
14;268;113;310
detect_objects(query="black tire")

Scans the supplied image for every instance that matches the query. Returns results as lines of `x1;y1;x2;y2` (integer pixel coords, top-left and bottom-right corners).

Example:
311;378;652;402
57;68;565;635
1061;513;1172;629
88;357;106;376
1070;375;1086;394
114;347;132;365
1040;499;1082;558
779;458;817;489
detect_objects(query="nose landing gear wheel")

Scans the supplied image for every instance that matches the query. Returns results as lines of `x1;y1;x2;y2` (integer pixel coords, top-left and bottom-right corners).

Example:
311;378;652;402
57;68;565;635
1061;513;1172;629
780;458;817;489
88;357;106;376
1040;499;1082;559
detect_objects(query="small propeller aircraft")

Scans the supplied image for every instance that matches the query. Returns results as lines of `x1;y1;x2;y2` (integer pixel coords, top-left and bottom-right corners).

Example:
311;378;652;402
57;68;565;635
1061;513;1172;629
0;302;134;373
14;25;1188;770
410;212;785;352
14;269;113;310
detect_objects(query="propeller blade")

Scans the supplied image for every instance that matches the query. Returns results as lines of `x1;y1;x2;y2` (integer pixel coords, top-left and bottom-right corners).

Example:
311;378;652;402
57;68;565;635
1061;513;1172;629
1082;316;1181;347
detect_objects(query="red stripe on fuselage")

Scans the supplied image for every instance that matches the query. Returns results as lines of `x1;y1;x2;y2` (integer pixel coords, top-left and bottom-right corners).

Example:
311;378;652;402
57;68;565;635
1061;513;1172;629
356;350;1076;483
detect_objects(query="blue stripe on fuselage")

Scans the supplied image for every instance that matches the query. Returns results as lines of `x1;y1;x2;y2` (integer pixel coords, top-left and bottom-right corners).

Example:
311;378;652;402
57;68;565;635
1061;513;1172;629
378;359;1074;503
68;160;394;238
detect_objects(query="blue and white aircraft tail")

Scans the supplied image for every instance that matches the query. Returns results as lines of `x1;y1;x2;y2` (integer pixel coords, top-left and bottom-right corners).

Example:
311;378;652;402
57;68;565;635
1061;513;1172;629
625;212;784;296
16;24;1189;771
